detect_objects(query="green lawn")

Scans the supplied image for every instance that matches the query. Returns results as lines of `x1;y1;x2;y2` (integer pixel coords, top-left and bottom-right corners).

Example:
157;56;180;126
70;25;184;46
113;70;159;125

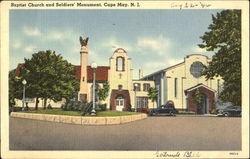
23;110;142;117
96;111;142;117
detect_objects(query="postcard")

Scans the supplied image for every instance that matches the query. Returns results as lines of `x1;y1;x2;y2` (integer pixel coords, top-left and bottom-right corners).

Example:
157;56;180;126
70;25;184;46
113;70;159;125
1;0;249;158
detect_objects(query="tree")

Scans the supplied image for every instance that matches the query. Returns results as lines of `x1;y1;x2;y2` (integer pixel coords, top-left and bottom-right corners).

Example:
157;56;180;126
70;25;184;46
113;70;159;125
147;87;158;108
193;89;202;107
9;69;23;112
97;82;110;103
19;50;79;109
199;10;241;105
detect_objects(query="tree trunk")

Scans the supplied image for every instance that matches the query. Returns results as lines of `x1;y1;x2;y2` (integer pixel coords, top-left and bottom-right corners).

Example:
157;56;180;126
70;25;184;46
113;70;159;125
35;97;39;110
43;98;47;109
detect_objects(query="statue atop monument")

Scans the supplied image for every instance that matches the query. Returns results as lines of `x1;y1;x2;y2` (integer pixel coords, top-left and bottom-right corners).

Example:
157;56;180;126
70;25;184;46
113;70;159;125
79;36;89;47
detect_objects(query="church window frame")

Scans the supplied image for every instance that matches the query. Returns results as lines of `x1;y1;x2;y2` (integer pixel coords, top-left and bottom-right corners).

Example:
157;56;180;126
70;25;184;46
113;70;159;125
116;56;125;72
118;84;123;90
174;78;178;98
190;61;206;78
143;83;150;91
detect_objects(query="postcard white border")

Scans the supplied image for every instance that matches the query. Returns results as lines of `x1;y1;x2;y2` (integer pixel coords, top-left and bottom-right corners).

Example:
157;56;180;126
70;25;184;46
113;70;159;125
1;1;249;158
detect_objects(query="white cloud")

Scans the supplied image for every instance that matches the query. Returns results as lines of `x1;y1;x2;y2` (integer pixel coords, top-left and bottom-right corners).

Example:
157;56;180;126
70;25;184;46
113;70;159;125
23;26;41;36
45;30;80;44
166;58;183;66
88;49;107;66
144;61;166;68
101;36;132;52
49;32;64;40
137;35;171;56
24;45;36;53
192;46;207;53
12;41;21;49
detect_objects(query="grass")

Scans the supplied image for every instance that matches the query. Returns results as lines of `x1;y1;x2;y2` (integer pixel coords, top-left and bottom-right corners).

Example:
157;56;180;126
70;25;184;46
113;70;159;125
95;111;142;117
22;109;142;117
24;110;82;116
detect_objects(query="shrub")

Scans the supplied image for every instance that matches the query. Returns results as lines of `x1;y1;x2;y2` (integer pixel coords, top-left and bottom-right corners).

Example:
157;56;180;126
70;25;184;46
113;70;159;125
96;104;106;111
61;101;89;112
210;102;217;114
61;104;67;110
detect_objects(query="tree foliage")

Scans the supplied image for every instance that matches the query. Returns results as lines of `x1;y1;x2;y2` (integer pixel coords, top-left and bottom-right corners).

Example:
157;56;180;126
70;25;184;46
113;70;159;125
199;10;241;105
9;69;23;110
97;82;110;102
18;50;79;109
193;89;202;105
147;87;158;108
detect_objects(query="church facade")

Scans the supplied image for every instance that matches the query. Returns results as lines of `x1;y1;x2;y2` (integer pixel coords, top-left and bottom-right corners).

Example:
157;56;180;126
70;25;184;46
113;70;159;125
141;54;223;114
77;41;155;112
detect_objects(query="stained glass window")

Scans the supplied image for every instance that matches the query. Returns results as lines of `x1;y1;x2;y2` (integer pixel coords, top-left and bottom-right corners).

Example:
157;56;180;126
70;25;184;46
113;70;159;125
190;61;205;78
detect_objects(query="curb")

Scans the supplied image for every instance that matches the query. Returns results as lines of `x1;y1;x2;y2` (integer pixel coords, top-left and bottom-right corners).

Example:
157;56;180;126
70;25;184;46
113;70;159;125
10;112;147;125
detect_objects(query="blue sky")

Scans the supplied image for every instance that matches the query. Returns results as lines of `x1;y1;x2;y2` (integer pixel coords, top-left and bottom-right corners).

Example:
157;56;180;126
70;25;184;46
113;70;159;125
10;9;222;78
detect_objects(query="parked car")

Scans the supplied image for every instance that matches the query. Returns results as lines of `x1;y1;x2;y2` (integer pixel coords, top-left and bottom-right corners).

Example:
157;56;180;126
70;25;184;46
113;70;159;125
148;104;178;116
217;106;241;117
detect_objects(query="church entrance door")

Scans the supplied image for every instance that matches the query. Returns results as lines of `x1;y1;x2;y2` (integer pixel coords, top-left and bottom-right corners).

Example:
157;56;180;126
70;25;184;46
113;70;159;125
197;94;208;114
110;90;131;111
116;95;124;111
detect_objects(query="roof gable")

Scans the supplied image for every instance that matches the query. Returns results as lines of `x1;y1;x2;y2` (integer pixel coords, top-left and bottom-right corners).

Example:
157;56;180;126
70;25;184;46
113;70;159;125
184;83;216;95
163;62;185;72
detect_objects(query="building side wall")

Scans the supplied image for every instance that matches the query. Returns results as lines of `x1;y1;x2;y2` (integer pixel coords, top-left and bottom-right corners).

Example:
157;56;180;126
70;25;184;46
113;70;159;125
165;64;185;110
131;80;155;109
165;55;222;111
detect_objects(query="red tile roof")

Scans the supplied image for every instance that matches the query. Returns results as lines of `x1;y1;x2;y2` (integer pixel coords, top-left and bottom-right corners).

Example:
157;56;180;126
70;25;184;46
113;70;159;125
74;65;109;82
74;65;81;79
16;64;109;82
87;66;109;82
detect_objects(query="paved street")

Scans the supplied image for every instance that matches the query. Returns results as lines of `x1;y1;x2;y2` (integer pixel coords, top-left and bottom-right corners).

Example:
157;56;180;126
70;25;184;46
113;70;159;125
9;116;241;150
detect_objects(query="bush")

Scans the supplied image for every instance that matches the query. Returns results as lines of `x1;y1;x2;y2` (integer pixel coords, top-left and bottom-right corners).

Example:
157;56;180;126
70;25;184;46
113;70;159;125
61;101;89;112
210;102;217;114
96;104;106;111
9;106;22;114
61;104;67;110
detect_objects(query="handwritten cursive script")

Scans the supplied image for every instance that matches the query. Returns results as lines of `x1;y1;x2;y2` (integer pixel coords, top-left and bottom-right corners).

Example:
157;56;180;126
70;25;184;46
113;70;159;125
154;151;181;158
171;2;211;9
154;151;201;158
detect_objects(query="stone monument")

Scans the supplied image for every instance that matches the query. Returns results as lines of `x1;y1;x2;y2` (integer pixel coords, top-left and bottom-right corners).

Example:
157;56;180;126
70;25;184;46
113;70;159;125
79;36;89;102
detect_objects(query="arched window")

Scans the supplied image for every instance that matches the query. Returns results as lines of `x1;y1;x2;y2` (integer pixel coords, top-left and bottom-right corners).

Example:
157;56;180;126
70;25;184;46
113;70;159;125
118;85;123;90
116;57;124;71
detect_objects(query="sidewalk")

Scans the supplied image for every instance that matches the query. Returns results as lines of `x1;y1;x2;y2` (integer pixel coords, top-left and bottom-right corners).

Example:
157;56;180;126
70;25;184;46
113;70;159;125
176;114;218;117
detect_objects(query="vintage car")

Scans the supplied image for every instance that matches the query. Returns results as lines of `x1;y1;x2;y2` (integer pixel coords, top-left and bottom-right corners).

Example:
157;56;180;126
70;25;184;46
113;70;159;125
148;103;178;116
217;106;241;117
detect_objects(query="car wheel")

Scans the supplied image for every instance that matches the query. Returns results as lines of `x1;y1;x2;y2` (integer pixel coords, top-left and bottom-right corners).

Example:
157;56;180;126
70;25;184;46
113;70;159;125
224;112;230;117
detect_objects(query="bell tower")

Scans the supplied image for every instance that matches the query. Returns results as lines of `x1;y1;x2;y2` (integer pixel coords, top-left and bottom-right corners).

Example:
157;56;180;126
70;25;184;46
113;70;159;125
79;36;89;102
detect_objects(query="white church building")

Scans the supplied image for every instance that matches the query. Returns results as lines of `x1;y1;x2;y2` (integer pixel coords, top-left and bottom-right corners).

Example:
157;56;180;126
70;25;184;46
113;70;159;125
141;54;223;114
